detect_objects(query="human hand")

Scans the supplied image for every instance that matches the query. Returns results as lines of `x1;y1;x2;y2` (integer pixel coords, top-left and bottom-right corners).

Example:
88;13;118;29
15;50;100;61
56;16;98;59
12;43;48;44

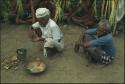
33;37;44;42
83;42;89;48
74;41;80;53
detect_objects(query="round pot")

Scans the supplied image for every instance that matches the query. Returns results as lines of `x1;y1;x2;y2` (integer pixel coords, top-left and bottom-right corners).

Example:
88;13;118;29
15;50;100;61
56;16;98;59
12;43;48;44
24;58;46;75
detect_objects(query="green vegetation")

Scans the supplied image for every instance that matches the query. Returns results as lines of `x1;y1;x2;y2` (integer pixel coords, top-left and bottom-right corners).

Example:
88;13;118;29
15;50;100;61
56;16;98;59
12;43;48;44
0;0;124;35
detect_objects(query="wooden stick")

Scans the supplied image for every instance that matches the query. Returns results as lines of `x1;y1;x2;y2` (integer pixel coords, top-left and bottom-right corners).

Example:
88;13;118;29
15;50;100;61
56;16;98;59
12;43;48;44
30;0;35;23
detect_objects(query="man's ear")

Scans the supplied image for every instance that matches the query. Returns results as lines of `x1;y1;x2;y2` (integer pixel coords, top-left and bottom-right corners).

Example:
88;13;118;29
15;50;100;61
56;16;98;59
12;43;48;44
104;29;108;34
103;29;106;32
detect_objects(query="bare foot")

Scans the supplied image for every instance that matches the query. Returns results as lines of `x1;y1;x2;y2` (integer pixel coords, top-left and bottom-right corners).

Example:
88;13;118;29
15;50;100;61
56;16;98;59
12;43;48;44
74;42;80;53
32;37;41;42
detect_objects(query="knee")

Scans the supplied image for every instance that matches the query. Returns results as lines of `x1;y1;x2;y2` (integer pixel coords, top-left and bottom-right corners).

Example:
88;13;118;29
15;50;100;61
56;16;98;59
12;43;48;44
44;38;54;48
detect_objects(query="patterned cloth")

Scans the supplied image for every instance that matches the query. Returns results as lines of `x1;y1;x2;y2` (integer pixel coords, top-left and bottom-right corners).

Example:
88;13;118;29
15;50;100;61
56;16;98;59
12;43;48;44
100;51;114;64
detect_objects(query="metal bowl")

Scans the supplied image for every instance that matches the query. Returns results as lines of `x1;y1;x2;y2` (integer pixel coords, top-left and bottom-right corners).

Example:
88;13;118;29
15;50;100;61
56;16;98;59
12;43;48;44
25;58;46;75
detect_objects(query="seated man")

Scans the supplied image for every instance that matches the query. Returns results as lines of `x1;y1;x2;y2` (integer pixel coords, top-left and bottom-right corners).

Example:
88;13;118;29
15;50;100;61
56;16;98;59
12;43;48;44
16;0;33;24
67;0;95;27
74;19;116;65
29;8;64;57
9;0;34;24
38;0;56;19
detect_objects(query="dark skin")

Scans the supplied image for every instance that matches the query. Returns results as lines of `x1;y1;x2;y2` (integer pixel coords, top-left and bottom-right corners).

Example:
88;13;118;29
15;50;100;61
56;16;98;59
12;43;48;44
16;0;32;24
74;22;109;63
16;0;39;24
82;25;107;48
38;0;55;19
68;0;91;22
37;18;49;27
29;17;49;42
74;23;106;47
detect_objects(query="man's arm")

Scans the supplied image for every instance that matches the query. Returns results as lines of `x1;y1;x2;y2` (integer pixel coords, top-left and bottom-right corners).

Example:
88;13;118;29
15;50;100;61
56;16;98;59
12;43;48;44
29;22;45;41
85;28;97;35
51;25;61;42
29;26;44;42
28;26;37;39
68;6;82;22
82;35;109;48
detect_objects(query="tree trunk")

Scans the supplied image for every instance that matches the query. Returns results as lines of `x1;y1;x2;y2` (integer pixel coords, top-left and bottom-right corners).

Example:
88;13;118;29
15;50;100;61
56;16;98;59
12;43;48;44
30;0;35;23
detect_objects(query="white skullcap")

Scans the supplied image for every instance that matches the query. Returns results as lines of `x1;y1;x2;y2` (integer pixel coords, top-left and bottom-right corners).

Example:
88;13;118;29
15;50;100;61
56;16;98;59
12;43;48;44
35;8;50;18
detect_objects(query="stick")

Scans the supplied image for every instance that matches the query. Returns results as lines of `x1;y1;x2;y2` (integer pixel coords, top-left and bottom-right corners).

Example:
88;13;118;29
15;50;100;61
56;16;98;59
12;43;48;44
30;0;35;23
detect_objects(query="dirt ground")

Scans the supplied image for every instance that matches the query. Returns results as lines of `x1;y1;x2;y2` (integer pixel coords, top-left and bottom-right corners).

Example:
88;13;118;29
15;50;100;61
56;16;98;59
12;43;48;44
0;23;124;83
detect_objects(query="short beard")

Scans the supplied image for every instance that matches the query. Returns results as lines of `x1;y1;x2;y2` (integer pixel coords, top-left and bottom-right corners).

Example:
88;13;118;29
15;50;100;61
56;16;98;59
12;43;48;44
40;24;46;27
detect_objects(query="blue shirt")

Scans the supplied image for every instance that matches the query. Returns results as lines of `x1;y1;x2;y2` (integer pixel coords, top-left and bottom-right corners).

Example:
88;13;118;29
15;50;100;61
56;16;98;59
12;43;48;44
85;28;116;57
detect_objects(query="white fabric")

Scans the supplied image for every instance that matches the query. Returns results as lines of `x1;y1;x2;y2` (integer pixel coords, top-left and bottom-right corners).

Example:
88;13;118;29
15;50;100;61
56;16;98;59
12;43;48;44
32;19;63;40
32;19;64;56
43;38;64;57
35;8;50;18
44;38;64;51
116;0;125;22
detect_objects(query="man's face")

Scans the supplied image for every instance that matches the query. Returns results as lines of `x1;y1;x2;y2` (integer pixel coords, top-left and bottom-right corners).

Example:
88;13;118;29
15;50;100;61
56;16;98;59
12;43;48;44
44;0;50;4
37;18;49;27
96;25;106;36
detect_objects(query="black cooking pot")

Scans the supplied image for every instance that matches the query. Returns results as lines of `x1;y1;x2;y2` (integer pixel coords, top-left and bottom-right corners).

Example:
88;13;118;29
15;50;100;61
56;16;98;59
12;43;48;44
16;48;27;61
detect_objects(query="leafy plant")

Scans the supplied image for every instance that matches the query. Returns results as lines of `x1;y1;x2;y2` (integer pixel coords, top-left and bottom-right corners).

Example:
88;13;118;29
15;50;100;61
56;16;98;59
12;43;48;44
16;0;24;17
0;0;10;21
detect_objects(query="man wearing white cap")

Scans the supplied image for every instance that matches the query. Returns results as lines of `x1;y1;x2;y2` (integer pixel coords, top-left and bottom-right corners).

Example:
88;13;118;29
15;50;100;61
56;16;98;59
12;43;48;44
30;8;64;57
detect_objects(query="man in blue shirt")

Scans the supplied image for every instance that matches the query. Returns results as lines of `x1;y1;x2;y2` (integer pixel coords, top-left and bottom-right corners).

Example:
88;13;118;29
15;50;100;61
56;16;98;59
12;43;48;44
74;19;116;65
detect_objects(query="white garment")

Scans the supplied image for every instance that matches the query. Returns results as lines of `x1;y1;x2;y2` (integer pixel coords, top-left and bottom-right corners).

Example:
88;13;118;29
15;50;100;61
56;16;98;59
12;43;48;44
116;0;125;22
43;38;64;57
32;19;63;40
32;19;64;56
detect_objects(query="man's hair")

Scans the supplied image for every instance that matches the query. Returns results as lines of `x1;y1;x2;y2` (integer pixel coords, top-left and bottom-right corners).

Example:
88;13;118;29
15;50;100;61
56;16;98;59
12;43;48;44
98;19;111;32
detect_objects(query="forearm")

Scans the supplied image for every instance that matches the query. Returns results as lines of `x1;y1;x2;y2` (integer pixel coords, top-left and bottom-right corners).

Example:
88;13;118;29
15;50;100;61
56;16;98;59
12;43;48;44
77;30;85;44
30;27;41;38
82;42;90;48
70;7;82;17
29;26;36;37
85;28;97;35
31;28;45;41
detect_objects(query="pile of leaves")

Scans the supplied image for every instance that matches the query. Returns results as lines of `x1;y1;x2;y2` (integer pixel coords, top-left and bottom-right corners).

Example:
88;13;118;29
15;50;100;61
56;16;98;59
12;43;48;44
1;56;20;70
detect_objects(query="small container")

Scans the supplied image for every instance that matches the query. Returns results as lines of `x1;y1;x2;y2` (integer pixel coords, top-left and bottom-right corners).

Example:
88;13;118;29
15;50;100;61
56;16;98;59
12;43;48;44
16;48;27;61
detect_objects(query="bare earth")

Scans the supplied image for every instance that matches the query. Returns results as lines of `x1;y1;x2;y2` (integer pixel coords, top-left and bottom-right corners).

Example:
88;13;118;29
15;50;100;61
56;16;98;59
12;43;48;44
1;23;124;83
